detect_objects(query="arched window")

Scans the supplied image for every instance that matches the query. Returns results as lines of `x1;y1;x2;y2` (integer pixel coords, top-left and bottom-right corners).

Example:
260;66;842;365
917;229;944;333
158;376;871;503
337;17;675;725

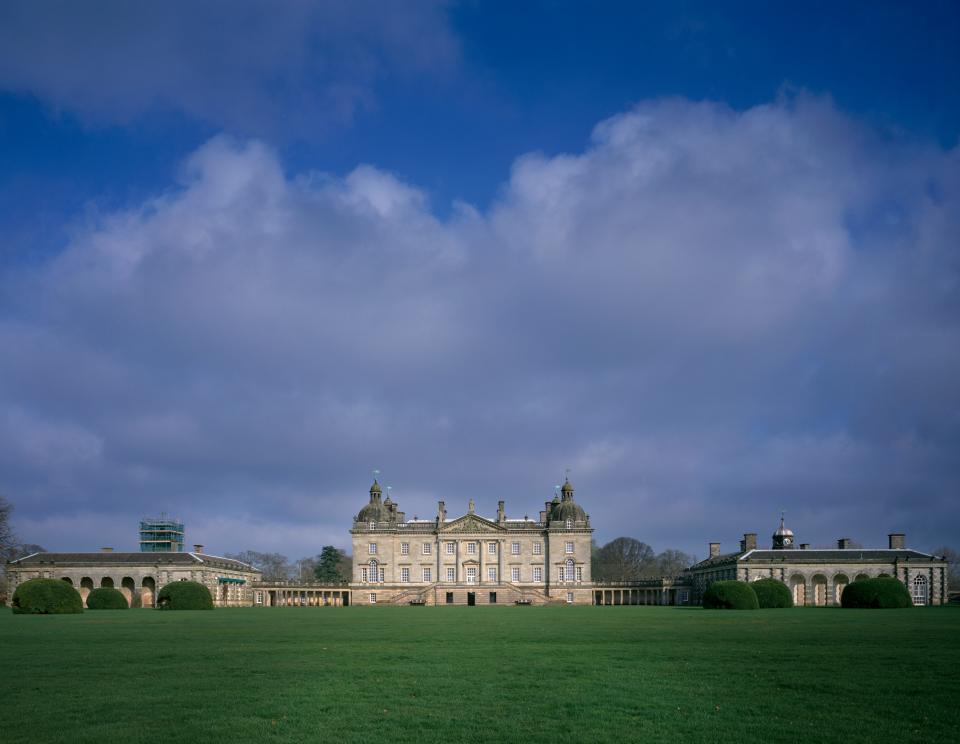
911;575;928;606
565;559;575;582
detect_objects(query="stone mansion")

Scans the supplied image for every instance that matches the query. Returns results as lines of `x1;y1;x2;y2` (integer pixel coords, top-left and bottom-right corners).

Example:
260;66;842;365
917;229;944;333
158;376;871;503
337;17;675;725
349;478;594;606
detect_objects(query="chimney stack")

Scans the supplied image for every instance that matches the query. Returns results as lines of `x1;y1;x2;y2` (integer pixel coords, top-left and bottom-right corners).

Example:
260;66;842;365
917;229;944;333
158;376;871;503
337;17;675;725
743;533;757;552
709;542;721;558
888;533;905;549
497;500;505;525
800;543;809;550
437;500;446;523
837;538;852;549
194;544;204;554
101;547;113;553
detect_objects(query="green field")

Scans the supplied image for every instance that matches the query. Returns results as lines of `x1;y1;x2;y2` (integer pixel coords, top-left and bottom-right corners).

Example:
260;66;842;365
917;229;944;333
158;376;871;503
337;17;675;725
1;605;958;743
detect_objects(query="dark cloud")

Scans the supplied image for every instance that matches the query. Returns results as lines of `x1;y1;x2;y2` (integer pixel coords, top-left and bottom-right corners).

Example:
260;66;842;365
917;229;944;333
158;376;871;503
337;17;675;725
2;96;958;558
0;0;457;134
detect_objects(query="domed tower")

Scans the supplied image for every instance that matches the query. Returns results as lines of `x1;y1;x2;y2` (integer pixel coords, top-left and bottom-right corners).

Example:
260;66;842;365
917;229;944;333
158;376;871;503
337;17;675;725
549;478;589;526
546;478;593;597
355;480;392;526
772;513;794;550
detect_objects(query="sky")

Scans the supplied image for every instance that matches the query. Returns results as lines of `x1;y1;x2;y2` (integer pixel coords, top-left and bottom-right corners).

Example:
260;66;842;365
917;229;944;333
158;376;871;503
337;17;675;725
1;1;958;561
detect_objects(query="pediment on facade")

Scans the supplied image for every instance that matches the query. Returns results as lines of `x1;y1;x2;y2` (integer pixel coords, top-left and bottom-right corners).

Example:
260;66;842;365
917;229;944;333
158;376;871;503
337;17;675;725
440;514;503;534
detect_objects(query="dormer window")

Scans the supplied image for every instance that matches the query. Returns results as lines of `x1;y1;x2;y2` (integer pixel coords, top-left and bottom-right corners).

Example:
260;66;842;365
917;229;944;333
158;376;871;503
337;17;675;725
566;519;572;528
369;521;375;530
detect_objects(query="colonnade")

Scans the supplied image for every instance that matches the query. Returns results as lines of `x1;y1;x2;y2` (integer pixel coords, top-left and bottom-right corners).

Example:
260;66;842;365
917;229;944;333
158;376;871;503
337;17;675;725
262;588;350;607
594;588;673;605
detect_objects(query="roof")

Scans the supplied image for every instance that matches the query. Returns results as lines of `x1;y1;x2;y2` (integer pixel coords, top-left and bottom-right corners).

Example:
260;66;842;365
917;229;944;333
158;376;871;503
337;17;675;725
691;551;743;569
9;551;260;573
741;548;944;563
693;547;944;570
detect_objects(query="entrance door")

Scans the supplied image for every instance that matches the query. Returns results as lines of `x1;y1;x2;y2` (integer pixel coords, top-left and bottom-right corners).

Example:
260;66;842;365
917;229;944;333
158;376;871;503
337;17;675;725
467;592;476;606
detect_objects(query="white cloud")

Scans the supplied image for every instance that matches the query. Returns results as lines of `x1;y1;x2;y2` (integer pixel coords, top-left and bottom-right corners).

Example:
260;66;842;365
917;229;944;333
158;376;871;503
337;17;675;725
2;95;958;558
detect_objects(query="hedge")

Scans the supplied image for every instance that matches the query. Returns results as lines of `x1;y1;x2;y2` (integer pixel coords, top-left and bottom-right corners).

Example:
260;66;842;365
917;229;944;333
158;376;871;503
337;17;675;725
752;578;794;608
157;580;213;610
841;576;912;609
86;586;129;610
12;578;83;614
702;580;759;610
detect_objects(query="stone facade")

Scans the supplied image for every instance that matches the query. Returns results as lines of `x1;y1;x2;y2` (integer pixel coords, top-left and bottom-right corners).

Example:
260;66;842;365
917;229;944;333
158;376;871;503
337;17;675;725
688;521;948;606
6;550;260;608
349;479;594;605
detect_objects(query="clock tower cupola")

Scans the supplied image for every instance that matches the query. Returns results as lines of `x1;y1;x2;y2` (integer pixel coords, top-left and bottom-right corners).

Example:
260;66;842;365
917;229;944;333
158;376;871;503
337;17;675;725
772;513;795;550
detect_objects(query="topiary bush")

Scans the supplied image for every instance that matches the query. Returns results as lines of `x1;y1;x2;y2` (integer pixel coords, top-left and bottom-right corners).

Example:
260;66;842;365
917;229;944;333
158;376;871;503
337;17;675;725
841;576;912;608
752;578;794;608
702;580;759;610
12;578;83;614
86;586;129;609
157;580;213;610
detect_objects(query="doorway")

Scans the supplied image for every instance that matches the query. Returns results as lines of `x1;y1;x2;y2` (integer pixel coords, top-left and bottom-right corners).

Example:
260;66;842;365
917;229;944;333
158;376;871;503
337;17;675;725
467;592;476;606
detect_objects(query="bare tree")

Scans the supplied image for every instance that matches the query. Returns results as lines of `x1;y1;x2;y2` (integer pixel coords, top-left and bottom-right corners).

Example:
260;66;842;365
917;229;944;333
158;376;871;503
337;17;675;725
0;496;17;603
933;547;959;591
225;551;292;581
592;537;696;581
0;496;15;562
656;549;696;577
594;537;656;581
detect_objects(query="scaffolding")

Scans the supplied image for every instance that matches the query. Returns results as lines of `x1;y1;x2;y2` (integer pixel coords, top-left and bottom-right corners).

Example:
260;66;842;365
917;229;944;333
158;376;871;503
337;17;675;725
139;515;185;552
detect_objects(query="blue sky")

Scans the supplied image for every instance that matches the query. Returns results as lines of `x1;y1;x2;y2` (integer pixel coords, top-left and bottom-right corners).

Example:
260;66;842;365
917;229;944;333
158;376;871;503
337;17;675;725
1;1;958;559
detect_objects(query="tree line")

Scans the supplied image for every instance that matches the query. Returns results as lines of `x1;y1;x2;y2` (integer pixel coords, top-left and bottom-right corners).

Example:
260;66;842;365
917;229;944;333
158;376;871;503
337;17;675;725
591;537;697;581
225;546;352;583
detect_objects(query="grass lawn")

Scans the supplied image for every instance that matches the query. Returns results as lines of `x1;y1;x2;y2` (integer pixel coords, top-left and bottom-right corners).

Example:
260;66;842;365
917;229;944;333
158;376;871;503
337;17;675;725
1;605;958;743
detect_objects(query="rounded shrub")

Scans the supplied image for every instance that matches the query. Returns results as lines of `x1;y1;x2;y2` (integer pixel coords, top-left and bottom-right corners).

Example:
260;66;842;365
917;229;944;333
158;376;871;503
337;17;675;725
12;578;83;614
841;576;912;609
86;586;129;609
157;580;213;610
752;578;793;608
702;580;759;610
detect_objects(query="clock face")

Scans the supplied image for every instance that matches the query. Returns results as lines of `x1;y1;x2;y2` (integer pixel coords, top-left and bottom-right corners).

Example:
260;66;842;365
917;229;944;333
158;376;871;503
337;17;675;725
783;537;793;546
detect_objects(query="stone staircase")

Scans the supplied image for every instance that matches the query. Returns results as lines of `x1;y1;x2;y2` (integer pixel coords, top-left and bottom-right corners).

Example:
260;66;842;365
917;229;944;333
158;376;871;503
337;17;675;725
502;582;555;604
389;584;436;605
